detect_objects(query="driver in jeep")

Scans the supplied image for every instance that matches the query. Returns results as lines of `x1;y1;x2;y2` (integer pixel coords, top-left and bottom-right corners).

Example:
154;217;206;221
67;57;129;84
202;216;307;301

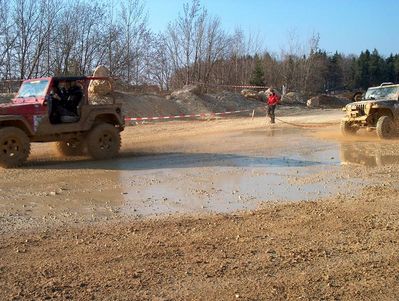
49;80;83;123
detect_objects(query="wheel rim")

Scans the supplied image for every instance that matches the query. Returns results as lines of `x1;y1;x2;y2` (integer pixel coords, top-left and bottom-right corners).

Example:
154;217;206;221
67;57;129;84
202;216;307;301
1;137;23;158
66;140;80;149
98;132;114;150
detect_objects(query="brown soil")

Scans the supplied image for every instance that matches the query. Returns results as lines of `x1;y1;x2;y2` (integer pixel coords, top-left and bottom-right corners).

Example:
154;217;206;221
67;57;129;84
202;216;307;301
1;109;399;300
113;89;264;119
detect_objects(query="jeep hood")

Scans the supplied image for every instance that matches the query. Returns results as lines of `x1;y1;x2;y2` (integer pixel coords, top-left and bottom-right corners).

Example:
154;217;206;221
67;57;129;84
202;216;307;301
0;102;41;115
348;99;397;106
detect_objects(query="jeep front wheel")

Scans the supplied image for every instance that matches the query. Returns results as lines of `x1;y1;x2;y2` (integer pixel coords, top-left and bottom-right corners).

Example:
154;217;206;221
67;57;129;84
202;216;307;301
87;123;121;160
340;120;357;136
56;139;85;156
376;116;395;139
0;127;31;168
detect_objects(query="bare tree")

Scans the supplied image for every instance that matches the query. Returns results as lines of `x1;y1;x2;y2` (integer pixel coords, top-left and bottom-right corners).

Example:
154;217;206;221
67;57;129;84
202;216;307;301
202;16;230;84
120;0;148;84
13;0;42;78
145;33;172;90
0;0;16;79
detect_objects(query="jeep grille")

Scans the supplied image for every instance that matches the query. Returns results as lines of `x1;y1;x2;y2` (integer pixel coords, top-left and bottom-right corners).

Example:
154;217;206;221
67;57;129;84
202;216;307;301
354;103;366;115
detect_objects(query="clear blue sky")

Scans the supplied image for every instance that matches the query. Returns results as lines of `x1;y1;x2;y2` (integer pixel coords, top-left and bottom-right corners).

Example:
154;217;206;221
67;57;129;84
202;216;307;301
145;0;399;56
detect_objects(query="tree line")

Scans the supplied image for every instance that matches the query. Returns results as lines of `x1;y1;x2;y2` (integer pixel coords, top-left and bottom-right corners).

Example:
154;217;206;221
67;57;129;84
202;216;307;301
249;48;399;94
1;0;398;93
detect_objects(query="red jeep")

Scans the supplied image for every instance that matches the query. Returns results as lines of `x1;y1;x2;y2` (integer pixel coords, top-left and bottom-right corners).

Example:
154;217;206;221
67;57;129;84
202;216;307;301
0;76;124;168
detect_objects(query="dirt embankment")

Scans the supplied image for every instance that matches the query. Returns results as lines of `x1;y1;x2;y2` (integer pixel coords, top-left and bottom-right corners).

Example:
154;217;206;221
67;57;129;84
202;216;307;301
114;89;263;118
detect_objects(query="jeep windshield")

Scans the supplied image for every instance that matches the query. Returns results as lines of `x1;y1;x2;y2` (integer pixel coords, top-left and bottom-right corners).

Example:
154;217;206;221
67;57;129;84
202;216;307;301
16;79;49;98
364;86;399;101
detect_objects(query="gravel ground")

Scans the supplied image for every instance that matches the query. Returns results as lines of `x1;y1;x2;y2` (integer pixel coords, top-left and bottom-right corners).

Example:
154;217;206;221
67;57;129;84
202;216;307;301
1;109;399;300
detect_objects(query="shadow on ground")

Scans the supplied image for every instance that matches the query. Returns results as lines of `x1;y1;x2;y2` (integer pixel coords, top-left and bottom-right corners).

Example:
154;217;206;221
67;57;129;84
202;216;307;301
21;152;325;171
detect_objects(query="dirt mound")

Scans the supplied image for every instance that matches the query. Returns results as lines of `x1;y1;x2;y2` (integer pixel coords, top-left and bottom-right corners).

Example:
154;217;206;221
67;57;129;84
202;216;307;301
307;94;350;108
168;85;210;114
170;85;202;97
204;91;261;111
116;86;261;119
114;92;186;118
281;92;306;105
114;81;160;94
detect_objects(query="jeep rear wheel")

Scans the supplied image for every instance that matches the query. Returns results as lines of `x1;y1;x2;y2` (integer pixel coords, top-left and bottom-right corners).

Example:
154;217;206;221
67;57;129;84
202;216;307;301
340;120;357;136
56;139;85;156
0;127;30;168
376;116;395;139
87;123;120;160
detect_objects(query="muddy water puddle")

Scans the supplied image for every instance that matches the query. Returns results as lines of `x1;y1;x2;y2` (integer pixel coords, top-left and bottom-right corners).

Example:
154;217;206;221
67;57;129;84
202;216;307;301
115;127;359;216
2;126;399;229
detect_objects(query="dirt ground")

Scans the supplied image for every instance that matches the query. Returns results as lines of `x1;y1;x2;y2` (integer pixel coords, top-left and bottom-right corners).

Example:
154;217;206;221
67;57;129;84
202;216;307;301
1;108;399;300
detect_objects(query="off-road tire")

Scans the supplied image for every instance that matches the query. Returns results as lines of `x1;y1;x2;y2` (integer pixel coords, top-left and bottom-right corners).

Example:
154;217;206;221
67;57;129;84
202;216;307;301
353;92;363;102
56;139;85;156
376;116;395;139
340;120;357;136
0;127;30;168
87;123;120;160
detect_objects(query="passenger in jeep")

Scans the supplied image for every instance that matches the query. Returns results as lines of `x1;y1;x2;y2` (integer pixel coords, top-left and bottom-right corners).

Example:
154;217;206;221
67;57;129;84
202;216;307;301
65;81;83;115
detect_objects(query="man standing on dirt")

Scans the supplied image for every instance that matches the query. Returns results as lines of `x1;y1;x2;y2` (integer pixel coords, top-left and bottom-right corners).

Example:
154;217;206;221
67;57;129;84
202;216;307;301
267;88;280;124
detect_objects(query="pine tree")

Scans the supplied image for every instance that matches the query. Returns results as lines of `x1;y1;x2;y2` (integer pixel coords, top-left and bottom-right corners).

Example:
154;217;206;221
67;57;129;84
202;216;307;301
249;55;265;86
385;54;396;83
354;50;370;89
394;55;399;82
326;51;343;90
369;49;384;85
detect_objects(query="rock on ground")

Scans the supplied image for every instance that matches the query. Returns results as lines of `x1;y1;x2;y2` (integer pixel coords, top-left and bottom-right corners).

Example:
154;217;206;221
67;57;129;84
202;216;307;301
307;94;350;108
241;89;258;100
281;92;306;105
170;85;202;98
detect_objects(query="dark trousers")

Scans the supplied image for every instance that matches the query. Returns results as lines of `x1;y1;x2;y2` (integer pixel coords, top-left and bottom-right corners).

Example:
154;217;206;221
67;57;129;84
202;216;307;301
267;105;276;123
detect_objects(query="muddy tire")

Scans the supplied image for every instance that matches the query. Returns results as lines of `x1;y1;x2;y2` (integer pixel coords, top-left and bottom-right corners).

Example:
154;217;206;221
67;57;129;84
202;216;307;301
353;92;363;102
0;127;30;168
87;123;120;160
56;139;85;156
376;116;395;139
340;120;357;136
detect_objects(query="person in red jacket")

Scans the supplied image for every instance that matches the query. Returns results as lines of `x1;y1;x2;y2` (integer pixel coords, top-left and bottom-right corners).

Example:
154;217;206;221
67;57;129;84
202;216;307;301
267;89;280;123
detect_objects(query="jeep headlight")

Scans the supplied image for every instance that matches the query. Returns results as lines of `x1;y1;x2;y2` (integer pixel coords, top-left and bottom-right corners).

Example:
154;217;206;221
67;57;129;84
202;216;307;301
351;104;357;110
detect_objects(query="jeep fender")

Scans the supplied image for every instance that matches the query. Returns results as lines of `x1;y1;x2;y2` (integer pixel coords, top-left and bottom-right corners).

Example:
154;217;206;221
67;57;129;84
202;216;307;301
0;115;34;136
370;107;394;120
88;112;124;130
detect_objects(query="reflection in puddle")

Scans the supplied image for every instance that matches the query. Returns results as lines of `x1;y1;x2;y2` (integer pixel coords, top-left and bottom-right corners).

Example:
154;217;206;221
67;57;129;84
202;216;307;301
119;165;347;216
117;140;347;216
341;143;399;167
